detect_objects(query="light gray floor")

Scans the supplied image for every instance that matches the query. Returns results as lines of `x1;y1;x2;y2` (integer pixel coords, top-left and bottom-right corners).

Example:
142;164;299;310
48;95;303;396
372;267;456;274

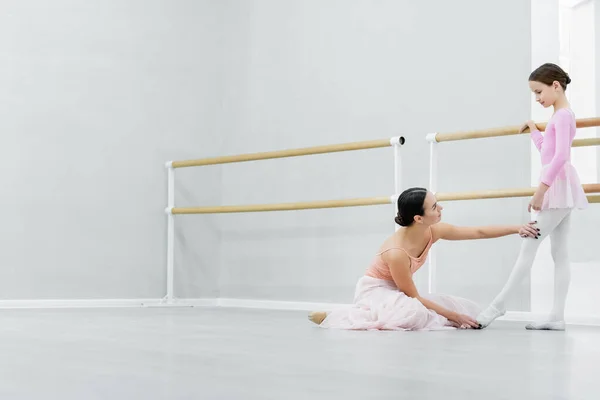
1;307;599;399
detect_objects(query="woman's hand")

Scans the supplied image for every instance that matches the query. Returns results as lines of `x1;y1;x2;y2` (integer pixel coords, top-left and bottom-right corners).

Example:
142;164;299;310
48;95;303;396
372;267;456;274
519;221;540;239
528;190;545;212
449;313;481;329
519;120;538;133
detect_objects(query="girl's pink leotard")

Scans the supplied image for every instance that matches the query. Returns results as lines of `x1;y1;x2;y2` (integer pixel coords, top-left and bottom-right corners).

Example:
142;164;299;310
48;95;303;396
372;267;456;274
530;108;588;210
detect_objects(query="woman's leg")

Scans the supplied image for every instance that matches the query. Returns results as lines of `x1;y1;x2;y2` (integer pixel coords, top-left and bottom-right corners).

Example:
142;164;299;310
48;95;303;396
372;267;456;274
477;208;572;328
526;210;572;330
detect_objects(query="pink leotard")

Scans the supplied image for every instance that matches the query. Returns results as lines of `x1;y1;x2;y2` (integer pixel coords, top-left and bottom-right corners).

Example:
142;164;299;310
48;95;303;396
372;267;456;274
365;228;433;281
530;108;588;210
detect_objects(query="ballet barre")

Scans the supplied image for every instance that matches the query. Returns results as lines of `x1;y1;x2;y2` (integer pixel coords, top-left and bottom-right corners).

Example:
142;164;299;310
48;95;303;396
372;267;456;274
435;184;600;202
572;137;600;148
171;196;393;214
424;116;600;294
169;184;600;214
163;117;600;302
428;117;600;143
171;137;405;168
589;196;600;204
164;135;406;303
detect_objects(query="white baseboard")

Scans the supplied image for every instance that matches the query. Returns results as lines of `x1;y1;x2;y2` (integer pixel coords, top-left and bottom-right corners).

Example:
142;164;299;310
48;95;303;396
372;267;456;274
157;298;218;307
0;298;218;309
214;298;600;327
215;297;348;311
219;298;534;318
502;311;600;326
0;298;164;309
502;311;539;322
0;297;341;311
1;297;599;326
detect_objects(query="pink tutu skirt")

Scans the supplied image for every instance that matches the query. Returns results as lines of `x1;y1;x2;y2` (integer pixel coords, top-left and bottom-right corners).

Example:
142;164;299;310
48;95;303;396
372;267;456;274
540;162;588;210
319;276;482;331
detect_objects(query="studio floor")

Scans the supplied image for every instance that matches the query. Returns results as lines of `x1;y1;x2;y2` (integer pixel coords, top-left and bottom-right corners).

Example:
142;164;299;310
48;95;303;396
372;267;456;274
0;306;598;400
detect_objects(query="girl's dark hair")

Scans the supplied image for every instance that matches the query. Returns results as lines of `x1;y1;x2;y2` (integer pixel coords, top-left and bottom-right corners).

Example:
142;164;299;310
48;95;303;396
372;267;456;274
529;63;571;91
395;187;427;227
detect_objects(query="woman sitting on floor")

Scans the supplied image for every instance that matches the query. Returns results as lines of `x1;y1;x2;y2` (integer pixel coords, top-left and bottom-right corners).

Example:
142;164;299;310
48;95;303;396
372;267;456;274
308;187;539;330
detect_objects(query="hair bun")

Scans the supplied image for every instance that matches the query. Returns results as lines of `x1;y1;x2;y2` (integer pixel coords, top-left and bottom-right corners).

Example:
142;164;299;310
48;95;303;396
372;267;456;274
565;75;571;85
395;216;403;226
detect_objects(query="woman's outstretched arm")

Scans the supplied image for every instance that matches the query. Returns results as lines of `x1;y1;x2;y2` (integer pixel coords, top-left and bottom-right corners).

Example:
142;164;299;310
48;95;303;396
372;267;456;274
433;221;539;241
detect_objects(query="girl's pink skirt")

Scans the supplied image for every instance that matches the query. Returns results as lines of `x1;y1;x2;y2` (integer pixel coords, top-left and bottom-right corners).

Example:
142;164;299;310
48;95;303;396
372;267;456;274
540;162;588;210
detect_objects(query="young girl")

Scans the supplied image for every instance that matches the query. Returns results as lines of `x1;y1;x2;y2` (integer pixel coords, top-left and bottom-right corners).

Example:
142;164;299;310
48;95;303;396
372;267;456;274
308;187;540;331
476;63;588;330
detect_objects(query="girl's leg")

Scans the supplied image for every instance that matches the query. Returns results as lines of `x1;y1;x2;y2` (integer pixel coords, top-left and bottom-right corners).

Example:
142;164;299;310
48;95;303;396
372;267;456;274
477;208;571;328
526;210;572;330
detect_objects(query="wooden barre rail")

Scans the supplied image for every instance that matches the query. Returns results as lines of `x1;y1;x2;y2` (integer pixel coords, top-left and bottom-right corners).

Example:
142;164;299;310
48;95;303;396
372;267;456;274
172;137;405;168
433;117;600;143
170;184;600;214
573;137;600;148
171;196;393;214
170;119;600;168
435;183;600;201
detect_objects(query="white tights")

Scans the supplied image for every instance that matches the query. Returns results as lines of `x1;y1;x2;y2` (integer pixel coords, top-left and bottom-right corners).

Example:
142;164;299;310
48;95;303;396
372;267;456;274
490;208;572;321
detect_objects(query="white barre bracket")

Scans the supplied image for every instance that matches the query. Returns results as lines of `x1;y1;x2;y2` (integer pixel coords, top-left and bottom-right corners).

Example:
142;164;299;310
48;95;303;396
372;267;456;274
165;161;173;168
165;207;173;214
425;133;438;143
390;136;406;146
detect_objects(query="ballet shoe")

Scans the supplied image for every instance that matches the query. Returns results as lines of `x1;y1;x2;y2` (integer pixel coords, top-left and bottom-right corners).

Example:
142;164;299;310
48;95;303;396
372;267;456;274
476;304;506;328
308;311;327;325
525;320;566;331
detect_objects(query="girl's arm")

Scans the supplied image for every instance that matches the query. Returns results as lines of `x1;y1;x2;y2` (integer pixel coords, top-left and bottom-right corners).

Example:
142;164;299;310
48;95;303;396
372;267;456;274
539;110;572;187
433;222;539;241
386;250;480;328
522;120;544;152
530;127;544;152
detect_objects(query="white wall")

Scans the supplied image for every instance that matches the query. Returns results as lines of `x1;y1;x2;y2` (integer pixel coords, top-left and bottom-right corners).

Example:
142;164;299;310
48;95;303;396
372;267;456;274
567;0;597;182
2;1;556;313
597;0;600;180
0;0;224;300
531;0;560;184
217;0;533;309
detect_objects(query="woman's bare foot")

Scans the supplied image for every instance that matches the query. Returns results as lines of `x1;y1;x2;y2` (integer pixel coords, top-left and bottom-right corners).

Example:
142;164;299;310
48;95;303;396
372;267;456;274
308;311;327;325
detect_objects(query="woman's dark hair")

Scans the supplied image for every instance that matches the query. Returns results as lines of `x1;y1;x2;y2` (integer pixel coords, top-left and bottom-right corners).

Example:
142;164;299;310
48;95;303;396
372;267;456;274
529;63;571;91
395;187;427;227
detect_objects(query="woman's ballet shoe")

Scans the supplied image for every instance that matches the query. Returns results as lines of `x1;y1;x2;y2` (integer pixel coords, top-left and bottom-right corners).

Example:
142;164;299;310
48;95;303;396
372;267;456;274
308;311;327;325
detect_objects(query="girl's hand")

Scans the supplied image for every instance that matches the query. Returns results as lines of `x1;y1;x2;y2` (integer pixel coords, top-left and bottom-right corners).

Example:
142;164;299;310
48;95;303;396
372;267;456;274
528;191;544;212
519;120;538;133
519;221;539;239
